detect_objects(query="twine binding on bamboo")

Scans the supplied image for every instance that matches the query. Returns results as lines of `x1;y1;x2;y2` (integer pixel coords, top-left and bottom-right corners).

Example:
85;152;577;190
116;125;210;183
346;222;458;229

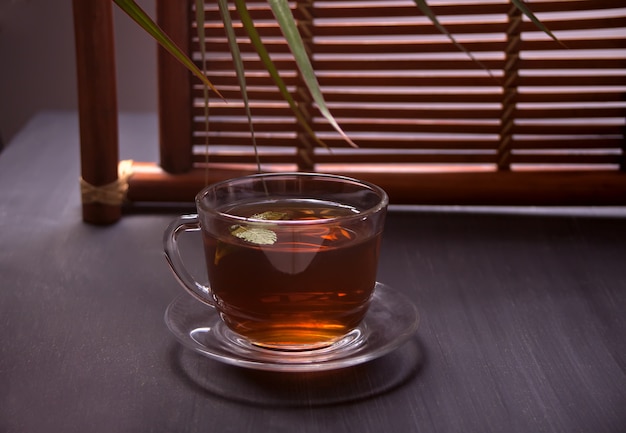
80;160;134;206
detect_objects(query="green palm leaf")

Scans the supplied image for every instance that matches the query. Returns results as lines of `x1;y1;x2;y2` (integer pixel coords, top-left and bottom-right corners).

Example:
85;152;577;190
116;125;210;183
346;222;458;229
217;0;262;171
269;0;357;148
235;0;329;149
414;0;562;61
112;0;223;98
412;0;494;77
195;0;212;181
511;0;560;44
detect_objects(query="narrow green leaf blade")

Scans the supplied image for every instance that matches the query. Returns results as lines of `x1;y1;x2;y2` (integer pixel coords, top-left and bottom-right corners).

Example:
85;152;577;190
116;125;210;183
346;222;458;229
235;0;327;150
412;0;494;78
511;0;561;44
218;0;262;172
269;0;357;148
112;0;223;98
196;0;211;181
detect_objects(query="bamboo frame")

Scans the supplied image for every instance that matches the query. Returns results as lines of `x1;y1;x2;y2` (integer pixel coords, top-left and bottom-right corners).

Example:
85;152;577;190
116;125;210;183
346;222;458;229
73;0;626;224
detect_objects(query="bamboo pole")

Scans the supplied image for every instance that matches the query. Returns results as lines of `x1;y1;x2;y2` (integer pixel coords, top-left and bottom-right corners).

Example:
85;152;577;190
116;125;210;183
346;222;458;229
125;163;626;206
73;0;121;224
157;0;194;173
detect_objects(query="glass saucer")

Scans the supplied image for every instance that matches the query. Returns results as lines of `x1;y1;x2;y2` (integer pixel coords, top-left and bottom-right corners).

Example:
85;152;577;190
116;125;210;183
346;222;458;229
164;282;419;372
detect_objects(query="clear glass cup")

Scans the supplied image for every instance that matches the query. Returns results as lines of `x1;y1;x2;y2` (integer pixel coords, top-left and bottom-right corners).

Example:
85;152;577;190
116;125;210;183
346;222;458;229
164;172;388;351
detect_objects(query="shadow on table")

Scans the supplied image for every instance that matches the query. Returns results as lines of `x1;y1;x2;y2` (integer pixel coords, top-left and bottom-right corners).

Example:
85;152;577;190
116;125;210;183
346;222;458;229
169;337;424;408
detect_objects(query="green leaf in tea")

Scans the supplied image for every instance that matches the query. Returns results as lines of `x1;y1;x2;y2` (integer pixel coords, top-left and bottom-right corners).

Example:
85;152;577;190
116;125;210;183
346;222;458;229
228;211;287;246
250;211;288;221
230;226;277;246
215;222;280;264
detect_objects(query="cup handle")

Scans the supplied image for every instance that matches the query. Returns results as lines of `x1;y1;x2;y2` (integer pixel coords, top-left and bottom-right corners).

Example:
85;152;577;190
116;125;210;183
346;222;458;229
163;214;214;308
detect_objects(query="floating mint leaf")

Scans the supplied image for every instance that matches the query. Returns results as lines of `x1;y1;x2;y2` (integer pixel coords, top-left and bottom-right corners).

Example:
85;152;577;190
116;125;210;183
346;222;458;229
250;211;288;220
228;210;286;245
231;225;277;245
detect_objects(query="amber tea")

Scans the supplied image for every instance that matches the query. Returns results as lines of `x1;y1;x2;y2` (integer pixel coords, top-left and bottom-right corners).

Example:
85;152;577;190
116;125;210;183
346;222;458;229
202;199;381;350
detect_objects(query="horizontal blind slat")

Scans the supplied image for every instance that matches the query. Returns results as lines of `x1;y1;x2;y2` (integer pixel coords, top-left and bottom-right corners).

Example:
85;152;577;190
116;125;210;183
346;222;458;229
192;89;626;105
308;0;619;18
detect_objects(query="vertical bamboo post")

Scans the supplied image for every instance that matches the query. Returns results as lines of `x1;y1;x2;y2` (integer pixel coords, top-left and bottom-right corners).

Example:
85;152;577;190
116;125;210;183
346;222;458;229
157;0;194;174
498;3;523;171
73;0;121;224
294;0;316;171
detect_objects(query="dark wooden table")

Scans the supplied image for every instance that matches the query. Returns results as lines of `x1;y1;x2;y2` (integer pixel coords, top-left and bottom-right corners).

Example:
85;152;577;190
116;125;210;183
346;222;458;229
1;112;624;433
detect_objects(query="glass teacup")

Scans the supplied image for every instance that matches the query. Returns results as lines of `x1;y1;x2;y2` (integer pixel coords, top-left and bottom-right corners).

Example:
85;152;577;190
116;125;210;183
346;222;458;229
164;172;388;351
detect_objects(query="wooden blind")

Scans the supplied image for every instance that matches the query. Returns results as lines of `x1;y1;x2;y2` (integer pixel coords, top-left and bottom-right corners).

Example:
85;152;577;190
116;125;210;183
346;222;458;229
181;0;625;169
127;0;626;205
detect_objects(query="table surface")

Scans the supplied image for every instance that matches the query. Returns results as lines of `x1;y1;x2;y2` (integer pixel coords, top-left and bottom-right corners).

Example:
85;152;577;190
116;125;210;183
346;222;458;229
1;112;625;433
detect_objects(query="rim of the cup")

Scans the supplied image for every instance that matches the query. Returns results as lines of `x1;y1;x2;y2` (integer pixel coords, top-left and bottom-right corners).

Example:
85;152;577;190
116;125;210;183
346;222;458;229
195;172;389;225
